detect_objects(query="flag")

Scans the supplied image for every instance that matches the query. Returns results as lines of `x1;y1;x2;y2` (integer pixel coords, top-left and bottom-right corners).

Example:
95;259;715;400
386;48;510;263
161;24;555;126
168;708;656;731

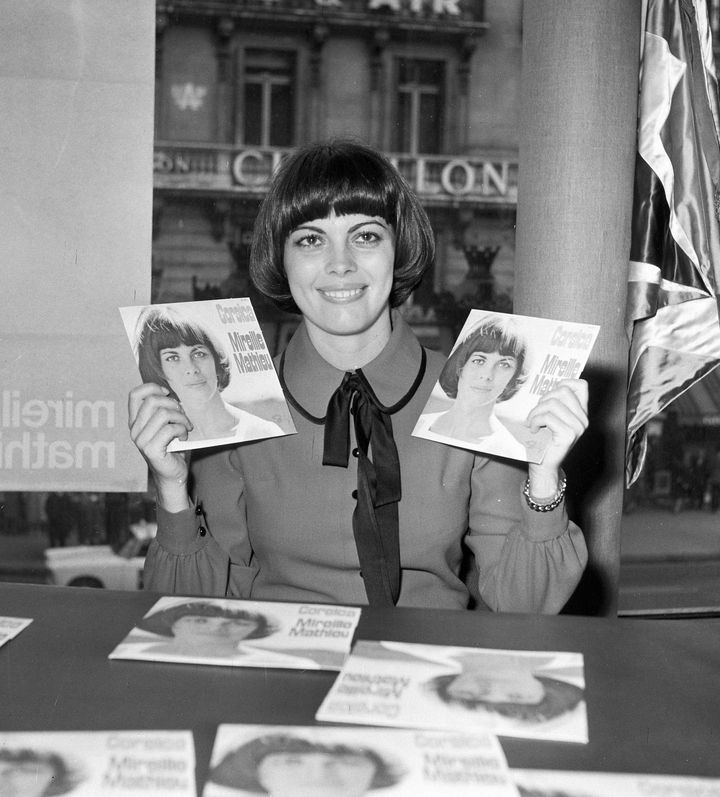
626;0;720;486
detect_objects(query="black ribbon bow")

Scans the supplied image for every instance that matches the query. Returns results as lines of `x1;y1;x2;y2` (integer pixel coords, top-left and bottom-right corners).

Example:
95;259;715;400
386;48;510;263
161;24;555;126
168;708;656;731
280;347;426;607
323;371;403;606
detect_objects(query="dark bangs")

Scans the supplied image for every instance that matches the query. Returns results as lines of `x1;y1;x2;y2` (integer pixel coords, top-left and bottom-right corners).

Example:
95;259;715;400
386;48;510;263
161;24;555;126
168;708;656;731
273;144;401;247
251;139;434;313
470;326;526;360
136;308;230;391
151;317;208;352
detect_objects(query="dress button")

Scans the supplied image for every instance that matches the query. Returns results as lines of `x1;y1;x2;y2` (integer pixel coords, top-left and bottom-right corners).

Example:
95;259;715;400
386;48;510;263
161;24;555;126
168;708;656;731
195;504;203;516
198;526;207;537
351;490;358;500
352;448;359;458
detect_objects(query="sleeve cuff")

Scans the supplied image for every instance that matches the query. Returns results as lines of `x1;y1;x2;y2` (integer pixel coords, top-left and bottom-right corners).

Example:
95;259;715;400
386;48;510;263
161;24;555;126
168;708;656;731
155;504;211;555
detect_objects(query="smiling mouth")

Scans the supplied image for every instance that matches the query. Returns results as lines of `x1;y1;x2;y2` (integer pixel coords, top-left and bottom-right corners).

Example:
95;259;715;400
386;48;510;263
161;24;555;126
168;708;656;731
319;287;366;301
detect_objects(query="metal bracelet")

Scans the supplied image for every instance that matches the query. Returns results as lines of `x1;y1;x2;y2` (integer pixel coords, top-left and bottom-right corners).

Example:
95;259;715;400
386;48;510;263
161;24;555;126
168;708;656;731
523;473;567;513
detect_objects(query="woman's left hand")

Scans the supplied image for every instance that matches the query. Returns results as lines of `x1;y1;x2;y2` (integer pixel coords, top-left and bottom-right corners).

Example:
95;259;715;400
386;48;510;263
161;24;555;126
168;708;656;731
526;378;589;496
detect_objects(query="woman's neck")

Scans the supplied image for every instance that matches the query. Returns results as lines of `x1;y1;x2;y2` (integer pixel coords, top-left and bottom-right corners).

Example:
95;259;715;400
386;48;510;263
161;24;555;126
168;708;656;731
304;313;393;371
436;406;495;439
171;638;240;657
182;392;233;435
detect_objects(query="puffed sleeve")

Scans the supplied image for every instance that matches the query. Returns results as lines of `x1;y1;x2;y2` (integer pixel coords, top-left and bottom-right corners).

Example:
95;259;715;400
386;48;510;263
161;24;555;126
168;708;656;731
142;447;258;597
464;456;588;614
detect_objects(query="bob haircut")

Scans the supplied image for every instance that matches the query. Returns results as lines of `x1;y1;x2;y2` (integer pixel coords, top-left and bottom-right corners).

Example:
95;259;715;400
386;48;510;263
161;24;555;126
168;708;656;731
209;733;405;793
135;307;231;397
250;139;435;313
427;674;584;723
439;315;528;401
136;602;277;640
0;748;84;796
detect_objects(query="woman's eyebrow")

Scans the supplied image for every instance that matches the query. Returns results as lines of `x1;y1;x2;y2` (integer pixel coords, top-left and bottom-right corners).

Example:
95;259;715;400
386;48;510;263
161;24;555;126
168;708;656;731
347;219;389;233
290;222;324;233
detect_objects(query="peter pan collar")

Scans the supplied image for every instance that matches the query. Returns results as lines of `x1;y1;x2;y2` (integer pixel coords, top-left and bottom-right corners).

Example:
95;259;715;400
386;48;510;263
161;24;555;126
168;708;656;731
279;310;425;420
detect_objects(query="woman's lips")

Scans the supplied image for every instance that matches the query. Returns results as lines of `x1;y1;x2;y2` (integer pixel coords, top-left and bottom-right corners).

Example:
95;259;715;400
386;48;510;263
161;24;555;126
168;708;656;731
318;286;367;302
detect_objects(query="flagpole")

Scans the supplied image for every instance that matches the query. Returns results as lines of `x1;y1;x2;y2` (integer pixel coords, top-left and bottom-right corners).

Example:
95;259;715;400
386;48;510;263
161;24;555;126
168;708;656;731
514;0;642;615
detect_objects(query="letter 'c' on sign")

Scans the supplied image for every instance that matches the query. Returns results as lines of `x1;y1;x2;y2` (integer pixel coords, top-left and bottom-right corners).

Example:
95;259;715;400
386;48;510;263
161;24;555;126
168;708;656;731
231;150;267;186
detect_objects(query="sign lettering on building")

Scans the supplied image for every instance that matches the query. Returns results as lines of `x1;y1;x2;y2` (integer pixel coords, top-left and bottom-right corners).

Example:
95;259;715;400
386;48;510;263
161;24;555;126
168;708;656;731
171;83;208;112
154;145;518;205
255;0;465;15
366;0;460;14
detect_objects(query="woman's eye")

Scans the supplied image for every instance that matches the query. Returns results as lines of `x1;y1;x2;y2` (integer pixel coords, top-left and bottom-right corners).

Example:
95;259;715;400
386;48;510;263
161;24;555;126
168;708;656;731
295;233;322;247
354;229;380;244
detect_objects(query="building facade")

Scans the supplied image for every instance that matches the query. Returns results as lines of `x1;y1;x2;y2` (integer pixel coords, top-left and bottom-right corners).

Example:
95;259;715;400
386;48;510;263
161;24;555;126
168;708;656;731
153;0;523;353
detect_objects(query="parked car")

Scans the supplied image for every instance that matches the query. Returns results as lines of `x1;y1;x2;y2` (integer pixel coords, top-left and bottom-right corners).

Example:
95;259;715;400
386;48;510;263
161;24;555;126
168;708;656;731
45;520;156;590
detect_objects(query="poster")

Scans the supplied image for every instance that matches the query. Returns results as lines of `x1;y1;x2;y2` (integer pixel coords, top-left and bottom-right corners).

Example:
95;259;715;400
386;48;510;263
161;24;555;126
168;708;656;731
109;596;361;671
203;724;517;797
0;616;32;649
0;730;195;796
413;310;599;463
511;768;720;797
0;1;154;491
317;640;587;743
119;299;295;452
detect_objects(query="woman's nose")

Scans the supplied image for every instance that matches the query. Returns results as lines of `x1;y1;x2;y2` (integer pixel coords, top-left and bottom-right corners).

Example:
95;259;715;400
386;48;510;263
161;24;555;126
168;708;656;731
326;242;357;275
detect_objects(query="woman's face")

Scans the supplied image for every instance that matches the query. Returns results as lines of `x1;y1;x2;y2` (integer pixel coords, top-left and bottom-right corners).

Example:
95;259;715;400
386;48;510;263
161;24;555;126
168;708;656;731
283;212;395;349
159;343;218;403
446;669;544;705
0;759;56;797
171;614;259;643
256;751;377;797
456;349;518;406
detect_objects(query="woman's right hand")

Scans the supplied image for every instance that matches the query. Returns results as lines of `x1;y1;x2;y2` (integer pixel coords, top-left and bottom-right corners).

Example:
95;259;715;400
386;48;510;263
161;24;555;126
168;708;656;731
128;383;194;511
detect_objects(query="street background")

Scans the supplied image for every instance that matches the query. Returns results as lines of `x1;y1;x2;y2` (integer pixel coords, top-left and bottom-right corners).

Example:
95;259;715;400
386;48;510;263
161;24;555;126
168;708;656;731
3;505;718;616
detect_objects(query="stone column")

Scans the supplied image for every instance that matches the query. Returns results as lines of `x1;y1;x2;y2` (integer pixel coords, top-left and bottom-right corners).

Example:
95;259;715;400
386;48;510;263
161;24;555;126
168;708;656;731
514;0;642;615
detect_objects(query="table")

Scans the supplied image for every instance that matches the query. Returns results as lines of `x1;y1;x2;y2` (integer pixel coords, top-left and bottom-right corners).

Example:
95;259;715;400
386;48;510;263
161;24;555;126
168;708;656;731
1;583;718;792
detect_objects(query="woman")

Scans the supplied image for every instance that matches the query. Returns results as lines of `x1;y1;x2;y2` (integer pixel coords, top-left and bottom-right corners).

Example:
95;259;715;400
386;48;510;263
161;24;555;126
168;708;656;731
425;651;584;723
114;601;339;668
0;748;82;797
415;315;531;459
134;601;277;658
129;139;589;612
135;306;283;445
208;734;403;797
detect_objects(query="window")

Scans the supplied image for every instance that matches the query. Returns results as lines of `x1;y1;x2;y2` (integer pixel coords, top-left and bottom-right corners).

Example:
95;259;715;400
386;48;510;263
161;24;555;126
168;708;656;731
243;49;296;147
160;27;217;142
394;58;445;155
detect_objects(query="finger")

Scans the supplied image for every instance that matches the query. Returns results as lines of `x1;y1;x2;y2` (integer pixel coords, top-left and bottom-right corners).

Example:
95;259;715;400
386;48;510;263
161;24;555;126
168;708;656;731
129;388;192;437
528;401;588;441
132;407;189;450
528;381;589;430
560;378;589;411
536;379;588;414
130;401;192;451
128;382;169;427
